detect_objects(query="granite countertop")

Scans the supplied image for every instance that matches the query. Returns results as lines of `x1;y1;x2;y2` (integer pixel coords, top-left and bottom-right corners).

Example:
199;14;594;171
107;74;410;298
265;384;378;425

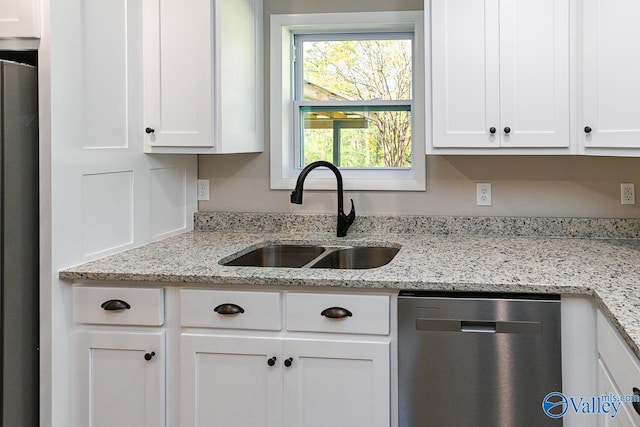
60;213;640;359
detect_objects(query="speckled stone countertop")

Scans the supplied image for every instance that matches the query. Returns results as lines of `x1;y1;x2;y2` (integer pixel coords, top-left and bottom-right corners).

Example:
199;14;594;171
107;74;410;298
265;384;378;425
60;213;640;358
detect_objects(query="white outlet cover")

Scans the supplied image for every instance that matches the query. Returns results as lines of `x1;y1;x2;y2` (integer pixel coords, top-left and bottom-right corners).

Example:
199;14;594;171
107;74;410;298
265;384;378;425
621;183;635;205
197;179;210;201
477;183;492;206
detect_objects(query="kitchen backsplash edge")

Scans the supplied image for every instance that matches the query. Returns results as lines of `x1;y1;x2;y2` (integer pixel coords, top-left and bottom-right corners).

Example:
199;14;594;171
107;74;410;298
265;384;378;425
194;212;640;239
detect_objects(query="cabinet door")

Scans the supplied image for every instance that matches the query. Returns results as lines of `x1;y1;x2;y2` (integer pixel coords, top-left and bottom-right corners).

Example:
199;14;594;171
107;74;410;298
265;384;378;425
283;339;390;427
597;360;638;427
583;0;640;150
213;0;263;154
431;0;500;148
597;310;640;426
75;331;165;427
499;0;570;148
142;0;213;148
180;334;282;427
0;0;39;38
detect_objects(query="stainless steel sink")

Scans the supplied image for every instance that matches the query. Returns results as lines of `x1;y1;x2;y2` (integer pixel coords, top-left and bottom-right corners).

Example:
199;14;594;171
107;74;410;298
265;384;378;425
222;245;325;268
221;244;400;269
309;246;400;269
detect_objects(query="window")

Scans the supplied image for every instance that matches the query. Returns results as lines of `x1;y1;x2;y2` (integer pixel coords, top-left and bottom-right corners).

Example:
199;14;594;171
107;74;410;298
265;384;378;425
270;12;426;191
296;34;413;169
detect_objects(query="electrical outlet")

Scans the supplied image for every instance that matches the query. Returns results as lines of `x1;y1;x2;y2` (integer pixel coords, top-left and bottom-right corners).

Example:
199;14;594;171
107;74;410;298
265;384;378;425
477;183;492;206
621;183;635;205
197;179;210;201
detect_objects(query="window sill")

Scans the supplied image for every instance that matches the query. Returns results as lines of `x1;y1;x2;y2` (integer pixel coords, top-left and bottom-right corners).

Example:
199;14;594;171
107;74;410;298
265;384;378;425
270;169;426;191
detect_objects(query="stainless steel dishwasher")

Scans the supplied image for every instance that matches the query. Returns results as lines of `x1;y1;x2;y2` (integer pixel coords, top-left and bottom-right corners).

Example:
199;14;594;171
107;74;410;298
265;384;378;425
398;292;562;427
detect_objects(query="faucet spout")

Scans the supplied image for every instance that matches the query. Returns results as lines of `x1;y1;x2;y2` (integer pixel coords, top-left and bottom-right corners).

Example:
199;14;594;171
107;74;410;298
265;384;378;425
290;161;355;237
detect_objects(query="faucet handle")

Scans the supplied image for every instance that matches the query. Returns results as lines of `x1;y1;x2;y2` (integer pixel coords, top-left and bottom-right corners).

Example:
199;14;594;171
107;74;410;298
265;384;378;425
346;199;355;222
336;199;356;237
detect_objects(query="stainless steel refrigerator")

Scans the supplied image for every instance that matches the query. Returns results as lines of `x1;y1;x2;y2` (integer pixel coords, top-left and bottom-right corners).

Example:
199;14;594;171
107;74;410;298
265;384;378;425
0;59;39;425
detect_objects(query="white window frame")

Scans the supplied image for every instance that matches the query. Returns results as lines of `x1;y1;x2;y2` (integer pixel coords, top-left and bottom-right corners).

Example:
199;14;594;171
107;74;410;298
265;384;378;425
270;11;426;191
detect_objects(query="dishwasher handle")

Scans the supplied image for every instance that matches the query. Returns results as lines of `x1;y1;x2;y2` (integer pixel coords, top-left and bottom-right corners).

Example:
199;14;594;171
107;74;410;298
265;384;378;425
461;321;496;333
416;318;541;334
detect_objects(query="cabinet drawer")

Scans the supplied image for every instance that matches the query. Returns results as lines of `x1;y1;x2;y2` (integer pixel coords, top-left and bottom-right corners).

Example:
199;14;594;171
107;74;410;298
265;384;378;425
597;310;640;422
74;286;164;326
286;293;390;335
180;290;282;331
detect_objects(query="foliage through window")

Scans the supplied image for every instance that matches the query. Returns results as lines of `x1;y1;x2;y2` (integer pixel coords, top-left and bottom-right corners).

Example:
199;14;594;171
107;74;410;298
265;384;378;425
294;34;413;169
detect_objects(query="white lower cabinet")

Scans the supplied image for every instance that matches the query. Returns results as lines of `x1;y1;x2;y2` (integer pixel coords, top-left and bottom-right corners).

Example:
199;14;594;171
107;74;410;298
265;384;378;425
597;310;640;427
178;289;391;427
180;335;283;427
73;285;392;427
75;331;165;427
73;286;167;427
283;338;390;427
598;359;637;427
179;335;389;427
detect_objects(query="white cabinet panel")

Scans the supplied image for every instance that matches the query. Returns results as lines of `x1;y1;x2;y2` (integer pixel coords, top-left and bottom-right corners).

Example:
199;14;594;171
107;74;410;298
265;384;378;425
75;331;165;427
180;334;282;427
598;360;638;427
431;0;500;148
0;0;39;38
283;339;390;427
582;0;640;152
597;310;640;425
499;0;569;148
81;171;133;257
149;167;188;239
142;0;212;148
216;0;262;152
80;0;131;149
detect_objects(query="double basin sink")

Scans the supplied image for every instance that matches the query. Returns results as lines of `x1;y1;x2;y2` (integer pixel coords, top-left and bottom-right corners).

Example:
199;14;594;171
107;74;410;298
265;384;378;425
222;243;400;270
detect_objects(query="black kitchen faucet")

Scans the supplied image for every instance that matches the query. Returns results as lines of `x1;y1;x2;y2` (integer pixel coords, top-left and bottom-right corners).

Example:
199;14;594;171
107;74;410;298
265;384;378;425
290;161;355;237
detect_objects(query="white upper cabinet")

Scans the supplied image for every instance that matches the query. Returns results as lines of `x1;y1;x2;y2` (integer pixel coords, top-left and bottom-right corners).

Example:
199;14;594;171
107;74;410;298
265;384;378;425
142;0;263;154
431;0;500;149
0;0;39;38
581;0;640;156
430;0;571;154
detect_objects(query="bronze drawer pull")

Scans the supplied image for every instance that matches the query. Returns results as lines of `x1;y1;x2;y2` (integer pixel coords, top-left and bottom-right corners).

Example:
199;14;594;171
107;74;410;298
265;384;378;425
321;307;353;319
100;299;131;311
214;303;245;315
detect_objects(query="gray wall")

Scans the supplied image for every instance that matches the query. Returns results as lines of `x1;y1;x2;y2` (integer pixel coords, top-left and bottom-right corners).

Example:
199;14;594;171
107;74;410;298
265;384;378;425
197;0;640;218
